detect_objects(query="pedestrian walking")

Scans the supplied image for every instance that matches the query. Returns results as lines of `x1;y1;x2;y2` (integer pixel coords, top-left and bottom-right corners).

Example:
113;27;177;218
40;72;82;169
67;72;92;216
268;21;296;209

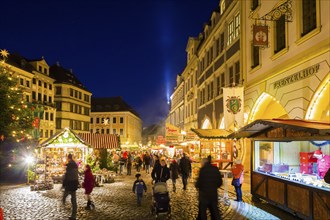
135;155;143;172
195;156;222;220
143;152;151;174
119;154;126;175
62;154;79;220
169;158;179;192
231;159;244;202
179;153;191;190
82;164;95;210
151;157;170;183
132;173;147;206
127;154;132;175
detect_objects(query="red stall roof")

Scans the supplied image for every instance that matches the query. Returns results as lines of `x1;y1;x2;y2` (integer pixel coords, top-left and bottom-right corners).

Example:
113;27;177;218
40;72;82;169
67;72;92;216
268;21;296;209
78;133;119;149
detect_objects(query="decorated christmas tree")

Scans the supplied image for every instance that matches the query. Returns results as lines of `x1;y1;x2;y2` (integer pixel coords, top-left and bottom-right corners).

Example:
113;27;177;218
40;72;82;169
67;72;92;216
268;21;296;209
0;49;34;143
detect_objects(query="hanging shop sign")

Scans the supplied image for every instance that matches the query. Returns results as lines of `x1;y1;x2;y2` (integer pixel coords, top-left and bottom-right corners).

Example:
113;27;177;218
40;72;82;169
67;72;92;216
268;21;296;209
253;25;268;47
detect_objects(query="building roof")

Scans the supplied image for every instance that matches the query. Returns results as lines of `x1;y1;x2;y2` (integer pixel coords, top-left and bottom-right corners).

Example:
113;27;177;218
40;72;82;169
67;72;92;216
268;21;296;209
5;53;36;73
49;63;90;92
228;119;330;139
91;96;141;118
191;128;231;139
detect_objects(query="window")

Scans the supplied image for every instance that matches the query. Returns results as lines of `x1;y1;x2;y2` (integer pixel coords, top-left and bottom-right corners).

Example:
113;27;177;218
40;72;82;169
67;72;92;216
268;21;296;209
220;33;225;52
56;86;62;95
113;129;116;134
274;15;286;53
96;118;100;124
43;95;47;102
49;84;52;90
90;118;93;123
33;78;36;84
120;117;124;123
50;113;53;121
216;76;221;96
26;95;29;102
38;80;42;86
26;80;30;87
229;66;234;85
227;14;240;45
45;112;49;120
302;0;316;36
70;88;73;97
101;129;104;134
44;82;47;88
50;130;53;137
251;0;259;11
20;78;24;85
32;91;36;100
220;73;225;94
251;43;260;68
38;93;42;101
56;119;61;129
56;102;62;111
235;61;240;85
106;129;110;134
38;66;42;72
113;117;116;124
120;129;123;135
48;96;52;103
44;68;47;74
220;0;225;14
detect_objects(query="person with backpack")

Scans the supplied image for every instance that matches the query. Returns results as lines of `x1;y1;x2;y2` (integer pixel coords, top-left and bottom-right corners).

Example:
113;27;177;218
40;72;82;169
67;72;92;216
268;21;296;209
169;158;179;192
132;173;147;206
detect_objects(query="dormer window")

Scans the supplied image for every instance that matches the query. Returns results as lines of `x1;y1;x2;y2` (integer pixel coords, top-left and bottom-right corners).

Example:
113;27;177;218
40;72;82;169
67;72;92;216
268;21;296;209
38;66;42;72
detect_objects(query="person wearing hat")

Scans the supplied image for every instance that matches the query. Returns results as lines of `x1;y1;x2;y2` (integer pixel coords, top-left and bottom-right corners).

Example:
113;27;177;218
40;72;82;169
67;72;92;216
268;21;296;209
132;173;147;206
231;159;244;202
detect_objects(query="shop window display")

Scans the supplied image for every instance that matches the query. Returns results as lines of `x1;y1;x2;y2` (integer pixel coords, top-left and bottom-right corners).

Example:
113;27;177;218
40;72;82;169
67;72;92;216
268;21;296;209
254;140;330;191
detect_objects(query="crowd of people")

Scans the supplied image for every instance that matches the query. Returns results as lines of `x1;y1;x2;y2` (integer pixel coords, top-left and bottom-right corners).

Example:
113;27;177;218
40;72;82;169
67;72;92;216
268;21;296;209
62;151;245;220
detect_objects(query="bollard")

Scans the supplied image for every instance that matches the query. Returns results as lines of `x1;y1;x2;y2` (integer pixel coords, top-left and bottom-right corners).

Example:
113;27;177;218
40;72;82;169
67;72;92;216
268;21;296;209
0;207;4;220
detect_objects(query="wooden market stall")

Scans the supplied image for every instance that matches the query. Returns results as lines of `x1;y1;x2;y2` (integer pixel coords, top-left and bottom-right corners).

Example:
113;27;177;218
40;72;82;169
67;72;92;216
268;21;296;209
37;128;91;185
191;129;233;169
229;119;330;220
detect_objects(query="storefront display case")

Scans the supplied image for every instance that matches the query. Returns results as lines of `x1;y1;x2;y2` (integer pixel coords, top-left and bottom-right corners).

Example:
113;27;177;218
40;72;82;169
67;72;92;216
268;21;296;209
229;119;330;220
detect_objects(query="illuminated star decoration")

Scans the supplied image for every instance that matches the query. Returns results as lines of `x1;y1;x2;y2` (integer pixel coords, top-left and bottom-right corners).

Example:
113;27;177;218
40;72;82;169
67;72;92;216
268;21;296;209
103;119;109;125
0;49;9;60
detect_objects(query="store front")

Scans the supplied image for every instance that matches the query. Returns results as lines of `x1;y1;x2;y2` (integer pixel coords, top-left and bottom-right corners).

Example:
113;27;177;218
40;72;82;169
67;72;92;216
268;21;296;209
229;119;330;220
191;129;233;169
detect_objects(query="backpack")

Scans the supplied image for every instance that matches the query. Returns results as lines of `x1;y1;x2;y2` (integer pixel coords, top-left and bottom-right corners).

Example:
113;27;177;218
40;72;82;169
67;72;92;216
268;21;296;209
135;181;145;194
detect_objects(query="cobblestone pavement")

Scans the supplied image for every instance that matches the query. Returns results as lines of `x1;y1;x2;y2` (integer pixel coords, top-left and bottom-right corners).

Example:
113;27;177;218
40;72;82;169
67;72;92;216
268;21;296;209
0;172;298;220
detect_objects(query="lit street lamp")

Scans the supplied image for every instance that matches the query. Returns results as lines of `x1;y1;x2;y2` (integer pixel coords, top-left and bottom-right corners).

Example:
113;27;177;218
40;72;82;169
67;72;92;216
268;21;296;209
25;155;34;184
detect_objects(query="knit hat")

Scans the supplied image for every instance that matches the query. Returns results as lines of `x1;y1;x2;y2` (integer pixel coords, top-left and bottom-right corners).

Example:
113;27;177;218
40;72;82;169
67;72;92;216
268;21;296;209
135;173;141;178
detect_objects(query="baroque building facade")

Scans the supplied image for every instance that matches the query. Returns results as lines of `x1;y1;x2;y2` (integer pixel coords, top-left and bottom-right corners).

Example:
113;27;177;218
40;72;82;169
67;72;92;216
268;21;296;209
168;0;329;132
50;63;92;134
90;97;142;148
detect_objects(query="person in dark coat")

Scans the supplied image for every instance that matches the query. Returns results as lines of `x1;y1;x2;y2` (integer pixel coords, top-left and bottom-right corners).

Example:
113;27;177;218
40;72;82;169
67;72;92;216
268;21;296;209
195;156;222;220
151;157;170;183
62;154;79;220
143;152;151;174
126;153;132;175
169;159;179;192
82;164;95;210
179;153;192;190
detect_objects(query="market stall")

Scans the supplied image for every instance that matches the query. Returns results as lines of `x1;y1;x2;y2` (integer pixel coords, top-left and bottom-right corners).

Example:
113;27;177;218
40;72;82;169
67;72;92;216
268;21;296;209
229;119;330;220
191;128;233;169
36;128;91;186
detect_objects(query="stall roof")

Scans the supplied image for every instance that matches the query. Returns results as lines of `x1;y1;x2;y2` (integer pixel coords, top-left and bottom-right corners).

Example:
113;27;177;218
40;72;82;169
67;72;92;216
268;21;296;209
191;128;231;139
228;119;330;139
40;128;89;148
78;133;119;149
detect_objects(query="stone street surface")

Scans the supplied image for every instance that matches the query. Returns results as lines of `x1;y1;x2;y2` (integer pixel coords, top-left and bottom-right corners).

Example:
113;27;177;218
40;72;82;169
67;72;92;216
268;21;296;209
0;172;298;220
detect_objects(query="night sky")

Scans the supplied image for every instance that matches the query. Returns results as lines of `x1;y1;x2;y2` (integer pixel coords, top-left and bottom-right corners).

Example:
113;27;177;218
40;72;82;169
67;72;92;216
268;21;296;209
1;0;219;127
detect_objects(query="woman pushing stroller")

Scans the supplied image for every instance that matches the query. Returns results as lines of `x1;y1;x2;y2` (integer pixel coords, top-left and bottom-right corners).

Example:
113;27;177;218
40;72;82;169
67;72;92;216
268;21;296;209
151;157;170;183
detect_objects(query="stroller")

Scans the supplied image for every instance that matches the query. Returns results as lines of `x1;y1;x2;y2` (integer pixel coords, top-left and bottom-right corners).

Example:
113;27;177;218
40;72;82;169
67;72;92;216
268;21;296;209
150;182;171;217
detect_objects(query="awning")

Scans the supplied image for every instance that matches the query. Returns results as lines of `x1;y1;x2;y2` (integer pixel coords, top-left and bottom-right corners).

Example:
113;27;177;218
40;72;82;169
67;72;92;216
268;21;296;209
191;128;231;139
228;119;330;139
78;133;119;149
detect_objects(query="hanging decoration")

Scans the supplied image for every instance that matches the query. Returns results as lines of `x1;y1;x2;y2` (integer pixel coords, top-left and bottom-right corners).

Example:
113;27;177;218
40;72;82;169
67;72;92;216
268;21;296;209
310;140;330;147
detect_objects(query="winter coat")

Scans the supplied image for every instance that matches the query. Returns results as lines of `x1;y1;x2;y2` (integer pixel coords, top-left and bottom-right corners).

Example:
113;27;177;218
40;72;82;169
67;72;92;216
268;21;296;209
179;156;191;176
143;154;151;165
62;160;79;191
195;162;222;201
231;163;244;184
83;167;95;194
169;161;179;180
151;164;170;183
